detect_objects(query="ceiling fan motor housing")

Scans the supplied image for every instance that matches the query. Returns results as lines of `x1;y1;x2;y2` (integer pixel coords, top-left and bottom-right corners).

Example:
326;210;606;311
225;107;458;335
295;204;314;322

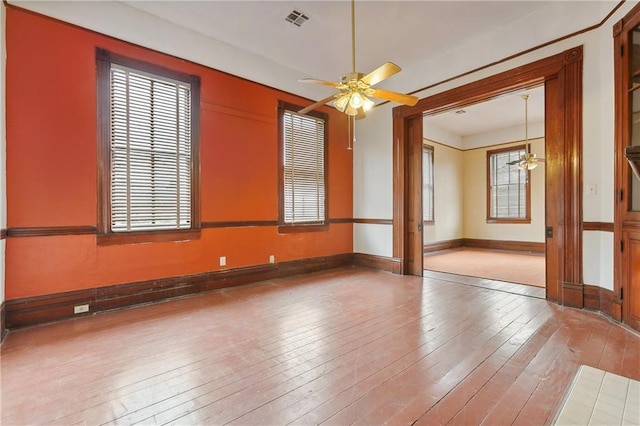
341;72;364;84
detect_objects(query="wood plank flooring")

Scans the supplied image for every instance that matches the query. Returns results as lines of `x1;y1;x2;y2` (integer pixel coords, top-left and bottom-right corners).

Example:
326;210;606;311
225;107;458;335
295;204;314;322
1;267;639;425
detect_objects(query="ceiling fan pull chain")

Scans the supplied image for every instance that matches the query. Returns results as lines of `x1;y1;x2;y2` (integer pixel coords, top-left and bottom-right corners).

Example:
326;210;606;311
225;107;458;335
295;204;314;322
348;115;354;150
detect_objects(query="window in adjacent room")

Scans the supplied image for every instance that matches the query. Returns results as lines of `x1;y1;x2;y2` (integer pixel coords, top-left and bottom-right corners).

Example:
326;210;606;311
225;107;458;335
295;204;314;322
278;102;328;231
487;145;530;223
96;49;201;242
423;144;434;222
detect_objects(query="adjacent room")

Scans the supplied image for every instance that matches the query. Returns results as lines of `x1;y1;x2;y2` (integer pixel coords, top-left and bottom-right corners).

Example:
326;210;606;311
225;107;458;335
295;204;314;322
422;87;546;290
1;1;639;425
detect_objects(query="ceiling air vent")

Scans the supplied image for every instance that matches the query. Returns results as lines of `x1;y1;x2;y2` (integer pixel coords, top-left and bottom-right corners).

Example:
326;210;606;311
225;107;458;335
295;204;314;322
285;10;309;27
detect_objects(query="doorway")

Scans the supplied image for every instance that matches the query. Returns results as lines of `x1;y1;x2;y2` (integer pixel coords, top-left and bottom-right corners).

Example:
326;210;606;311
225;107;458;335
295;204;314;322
421;87;547;290
392;46;584;305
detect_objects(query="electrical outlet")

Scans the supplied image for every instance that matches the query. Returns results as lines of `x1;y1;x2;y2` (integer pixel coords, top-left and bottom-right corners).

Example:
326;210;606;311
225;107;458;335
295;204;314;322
269;255;275;264
220;256;226;266
74;304;89;314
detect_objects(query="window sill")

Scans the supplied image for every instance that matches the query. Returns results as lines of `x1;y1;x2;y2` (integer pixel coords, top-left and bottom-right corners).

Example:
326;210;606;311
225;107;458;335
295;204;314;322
486;218;531;224
278;223;329;234
97;229;201;246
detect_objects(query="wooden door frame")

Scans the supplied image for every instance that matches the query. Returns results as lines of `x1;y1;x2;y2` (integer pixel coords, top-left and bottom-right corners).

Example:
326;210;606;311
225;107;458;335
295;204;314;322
392;46;584;305
613;8;640;329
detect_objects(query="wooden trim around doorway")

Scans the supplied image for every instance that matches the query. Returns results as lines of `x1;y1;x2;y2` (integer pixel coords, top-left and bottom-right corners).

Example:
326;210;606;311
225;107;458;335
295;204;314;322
393;46;583;307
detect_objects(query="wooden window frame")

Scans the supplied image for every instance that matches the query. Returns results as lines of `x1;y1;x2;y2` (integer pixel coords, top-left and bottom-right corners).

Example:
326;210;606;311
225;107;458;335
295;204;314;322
96;48;201;245
277;101;329;233
486;145;531;224
423;144;435;224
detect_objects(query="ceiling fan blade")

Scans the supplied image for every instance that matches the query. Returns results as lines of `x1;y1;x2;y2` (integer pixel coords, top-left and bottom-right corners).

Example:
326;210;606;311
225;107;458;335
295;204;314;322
361;62;401;86
298;94;337;115
371;88;418;106
505;159;521;166
299;78;341;88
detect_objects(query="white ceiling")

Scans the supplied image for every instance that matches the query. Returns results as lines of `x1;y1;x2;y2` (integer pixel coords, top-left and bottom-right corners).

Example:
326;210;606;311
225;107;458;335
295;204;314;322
11;0;618;135
425;85;545;138
120;0;547;84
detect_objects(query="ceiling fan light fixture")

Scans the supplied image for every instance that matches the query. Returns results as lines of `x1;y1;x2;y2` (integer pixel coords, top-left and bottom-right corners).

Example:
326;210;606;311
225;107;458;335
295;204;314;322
344;102;359;116
505;93;545;169
334;90;374;115
296;0;418;119
518;160;538;171
334;94;349;112
517;153;539;170
362;95;375;111
349;92;364;108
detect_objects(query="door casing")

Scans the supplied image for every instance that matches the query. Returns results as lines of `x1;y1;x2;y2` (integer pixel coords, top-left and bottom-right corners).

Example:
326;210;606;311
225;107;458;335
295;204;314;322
392;46;584;305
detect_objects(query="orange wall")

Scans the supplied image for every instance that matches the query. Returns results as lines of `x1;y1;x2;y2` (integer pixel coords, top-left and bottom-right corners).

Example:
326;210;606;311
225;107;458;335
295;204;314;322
5;8;353;299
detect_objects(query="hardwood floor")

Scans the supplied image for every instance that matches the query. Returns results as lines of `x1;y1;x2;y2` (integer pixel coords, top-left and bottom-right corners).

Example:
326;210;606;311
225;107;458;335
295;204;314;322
1;267;639;425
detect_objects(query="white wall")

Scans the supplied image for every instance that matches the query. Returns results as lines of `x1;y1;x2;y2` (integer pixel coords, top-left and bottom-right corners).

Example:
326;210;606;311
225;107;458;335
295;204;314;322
1;2;6;308
354;2;637;290
463;121;544;151
353;106;394;256
423;140;464;244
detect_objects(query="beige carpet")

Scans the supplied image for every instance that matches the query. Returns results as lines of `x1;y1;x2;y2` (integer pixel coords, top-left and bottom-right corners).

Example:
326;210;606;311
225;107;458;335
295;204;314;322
424;247;545;288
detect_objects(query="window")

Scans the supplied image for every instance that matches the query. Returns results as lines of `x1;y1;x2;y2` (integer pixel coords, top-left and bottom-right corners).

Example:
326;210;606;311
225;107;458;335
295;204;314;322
278;102;327;230
97;49;200;242
487;146;530;223
423;144;434;222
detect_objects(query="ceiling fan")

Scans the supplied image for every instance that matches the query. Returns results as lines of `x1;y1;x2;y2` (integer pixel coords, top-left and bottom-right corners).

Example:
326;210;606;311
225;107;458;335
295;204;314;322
298;0;418;119
507;94;545;170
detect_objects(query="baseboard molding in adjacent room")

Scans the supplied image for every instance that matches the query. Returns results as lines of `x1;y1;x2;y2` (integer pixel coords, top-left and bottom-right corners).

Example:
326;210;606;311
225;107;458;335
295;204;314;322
5;253;354;329
424;238;545;254
462;238;545;253
423;239;464;253
353;253;402;274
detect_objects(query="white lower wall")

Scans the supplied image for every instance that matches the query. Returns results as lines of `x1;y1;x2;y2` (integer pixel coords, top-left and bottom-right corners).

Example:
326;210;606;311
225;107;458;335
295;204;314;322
583;231;614;290
353;223;392;258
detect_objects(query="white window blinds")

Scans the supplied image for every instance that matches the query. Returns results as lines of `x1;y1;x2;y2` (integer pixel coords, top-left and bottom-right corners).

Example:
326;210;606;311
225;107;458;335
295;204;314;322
489;148;527;219
282;110;326;224
110;64;192;232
